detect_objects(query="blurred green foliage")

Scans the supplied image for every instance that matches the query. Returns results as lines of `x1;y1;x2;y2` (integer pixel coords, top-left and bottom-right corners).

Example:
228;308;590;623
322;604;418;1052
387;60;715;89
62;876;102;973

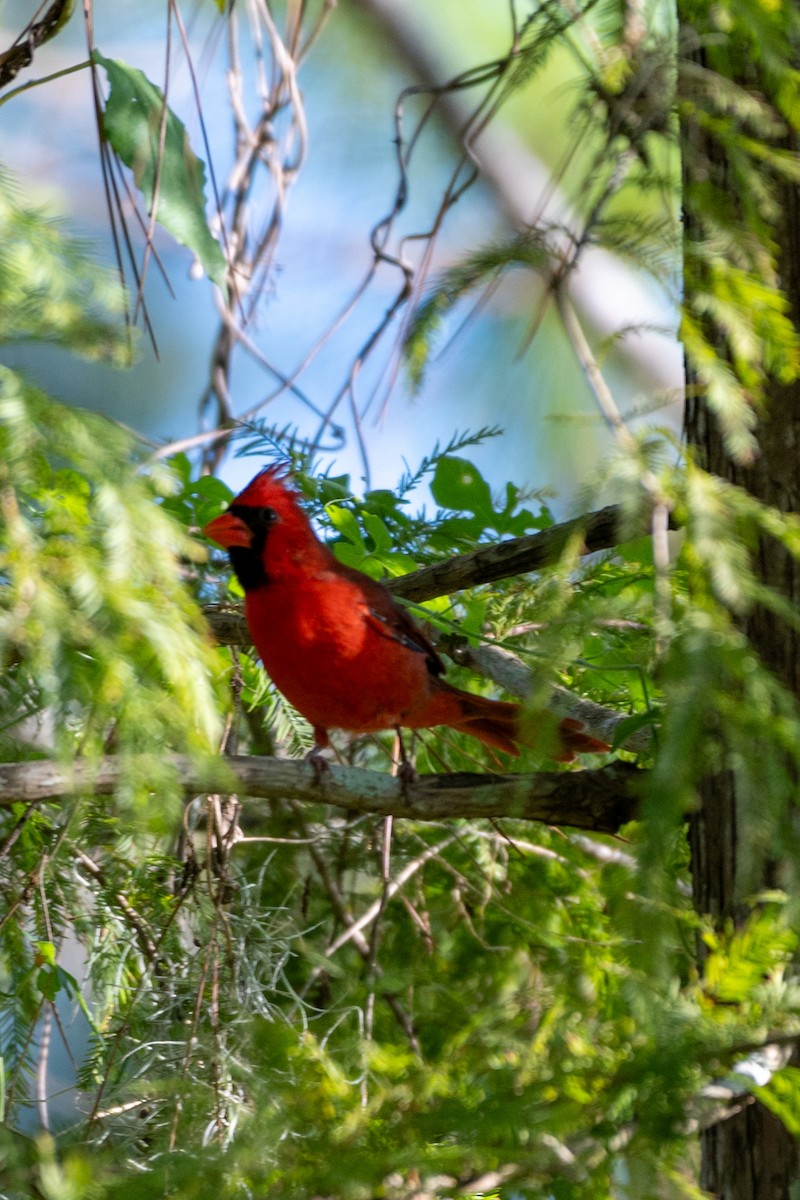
0;170;131;365
2;0;800;1197
0;377;223;773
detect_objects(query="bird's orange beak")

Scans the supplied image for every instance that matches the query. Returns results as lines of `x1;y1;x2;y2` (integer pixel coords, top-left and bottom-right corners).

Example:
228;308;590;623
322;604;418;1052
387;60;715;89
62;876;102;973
203;511;253;549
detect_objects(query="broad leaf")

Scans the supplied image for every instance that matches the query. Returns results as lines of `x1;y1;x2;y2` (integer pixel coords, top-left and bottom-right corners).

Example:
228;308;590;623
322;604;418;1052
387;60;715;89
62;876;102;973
93;51;226;287
431;456;494;522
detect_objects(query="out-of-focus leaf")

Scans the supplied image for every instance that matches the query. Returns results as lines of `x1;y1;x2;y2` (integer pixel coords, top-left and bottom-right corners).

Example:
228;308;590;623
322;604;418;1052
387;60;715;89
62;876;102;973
754;1067;800;1136
93;51;226;287
0;373;224;806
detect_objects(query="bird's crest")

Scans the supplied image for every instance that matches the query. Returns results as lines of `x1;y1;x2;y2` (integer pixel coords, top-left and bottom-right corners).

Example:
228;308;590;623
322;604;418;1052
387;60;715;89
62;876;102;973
234;463;302;515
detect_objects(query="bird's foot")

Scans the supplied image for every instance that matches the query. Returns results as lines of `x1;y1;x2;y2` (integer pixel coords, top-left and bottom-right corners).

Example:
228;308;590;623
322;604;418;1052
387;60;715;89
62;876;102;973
305;745;330;785
305;728;333;784
393;729;417;800
397;756;417;800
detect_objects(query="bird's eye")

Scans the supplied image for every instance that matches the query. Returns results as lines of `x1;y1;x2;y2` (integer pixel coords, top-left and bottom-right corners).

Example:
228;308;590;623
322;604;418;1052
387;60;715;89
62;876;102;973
227;503;276;536
253;506;277;529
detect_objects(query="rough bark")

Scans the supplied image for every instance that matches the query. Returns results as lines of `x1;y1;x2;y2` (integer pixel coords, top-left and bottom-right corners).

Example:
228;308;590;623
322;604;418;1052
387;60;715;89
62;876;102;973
701;1105;800;1200
392;504;624;602
0;755;641;833
684;133;800;1200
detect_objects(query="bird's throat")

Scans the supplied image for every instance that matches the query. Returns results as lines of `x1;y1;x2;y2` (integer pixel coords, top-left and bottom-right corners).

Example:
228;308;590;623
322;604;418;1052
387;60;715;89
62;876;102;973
228;545;268;591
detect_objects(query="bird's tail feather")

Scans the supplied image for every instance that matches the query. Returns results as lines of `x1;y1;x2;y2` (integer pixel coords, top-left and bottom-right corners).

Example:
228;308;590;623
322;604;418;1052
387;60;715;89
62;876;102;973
436;684;608;761
446;690;521;756
555;716;610;760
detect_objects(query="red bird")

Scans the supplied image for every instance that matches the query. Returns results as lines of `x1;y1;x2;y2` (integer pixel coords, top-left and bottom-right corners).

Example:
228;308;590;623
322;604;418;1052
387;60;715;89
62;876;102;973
203;466;607;763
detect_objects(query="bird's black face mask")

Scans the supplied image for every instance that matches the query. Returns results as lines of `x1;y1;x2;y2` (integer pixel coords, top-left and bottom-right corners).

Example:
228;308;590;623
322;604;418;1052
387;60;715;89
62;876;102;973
226;504;277;591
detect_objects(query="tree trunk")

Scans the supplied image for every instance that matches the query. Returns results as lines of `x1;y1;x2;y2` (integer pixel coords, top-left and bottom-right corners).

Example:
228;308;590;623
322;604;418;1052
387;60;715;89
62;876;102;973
700;1105;800;1200
684;163;800;1200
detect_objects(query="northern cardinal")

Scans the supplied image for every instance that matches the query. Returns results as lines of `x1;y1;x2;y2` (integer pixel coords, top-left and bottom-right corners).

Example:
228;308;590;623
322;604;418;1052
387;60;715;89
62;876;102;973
203;466;608;763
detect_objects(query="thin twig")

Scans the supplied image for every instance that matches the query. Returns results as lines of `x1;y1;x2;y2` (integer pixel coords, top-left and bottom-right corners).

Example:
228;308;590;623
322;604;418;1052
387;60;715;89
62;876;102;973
324;833;459;959
291;803;423;1056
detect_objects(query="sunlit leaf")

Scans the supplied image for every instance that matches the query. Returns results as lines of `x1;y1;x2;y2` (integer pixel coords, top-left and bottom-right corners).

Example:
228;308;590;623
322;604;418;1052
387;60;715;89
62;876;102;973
93;51;226;287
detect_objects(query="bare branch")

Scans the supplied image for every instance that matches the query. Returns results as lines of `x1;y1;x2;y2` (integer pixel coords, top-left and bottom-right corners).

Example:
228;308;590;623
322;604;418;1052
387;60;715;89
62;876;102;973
0;756;640;834
323;833;460;958
444;639;652;753
352;0;683;401
0;0;74;89
388;504;624;603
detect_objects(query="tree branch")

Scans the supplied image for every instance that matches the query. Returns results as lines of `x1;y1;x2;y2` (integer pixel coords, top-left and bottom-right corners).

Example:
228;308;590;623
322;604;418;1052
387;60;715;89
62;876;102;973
388;504;624;603
443;639;652;753
0;756;640;834
203;501;630;647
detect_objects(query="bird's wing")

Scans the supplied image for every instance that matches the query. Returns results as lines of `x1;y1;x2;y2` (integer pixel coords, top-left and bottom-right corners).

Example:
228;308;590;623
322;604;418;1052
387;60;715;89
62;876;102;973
363;604;445;677
334;566;445;678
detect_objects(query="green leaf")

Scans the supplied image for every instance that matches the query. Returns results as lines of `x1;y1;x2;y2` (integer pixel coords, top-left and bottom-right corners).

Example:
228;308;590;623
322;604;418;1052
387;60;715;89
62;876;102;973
431;457;494;521
36;966;59;1002
703;910;797;1004
35;940;56;966
93;51;226;287
327;504;364;548
0;167;129;363
362;512;393;554
403;231;550;393
754;1067;800;1136
611;711;657;750
0;377;225;789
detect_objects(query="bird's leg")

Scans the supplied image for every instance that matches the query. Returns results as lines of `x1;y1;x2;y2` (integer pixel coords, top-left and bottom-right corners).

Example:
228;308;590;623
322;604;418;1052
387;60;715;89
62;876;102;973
306;727;331;784
393;728;417;797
